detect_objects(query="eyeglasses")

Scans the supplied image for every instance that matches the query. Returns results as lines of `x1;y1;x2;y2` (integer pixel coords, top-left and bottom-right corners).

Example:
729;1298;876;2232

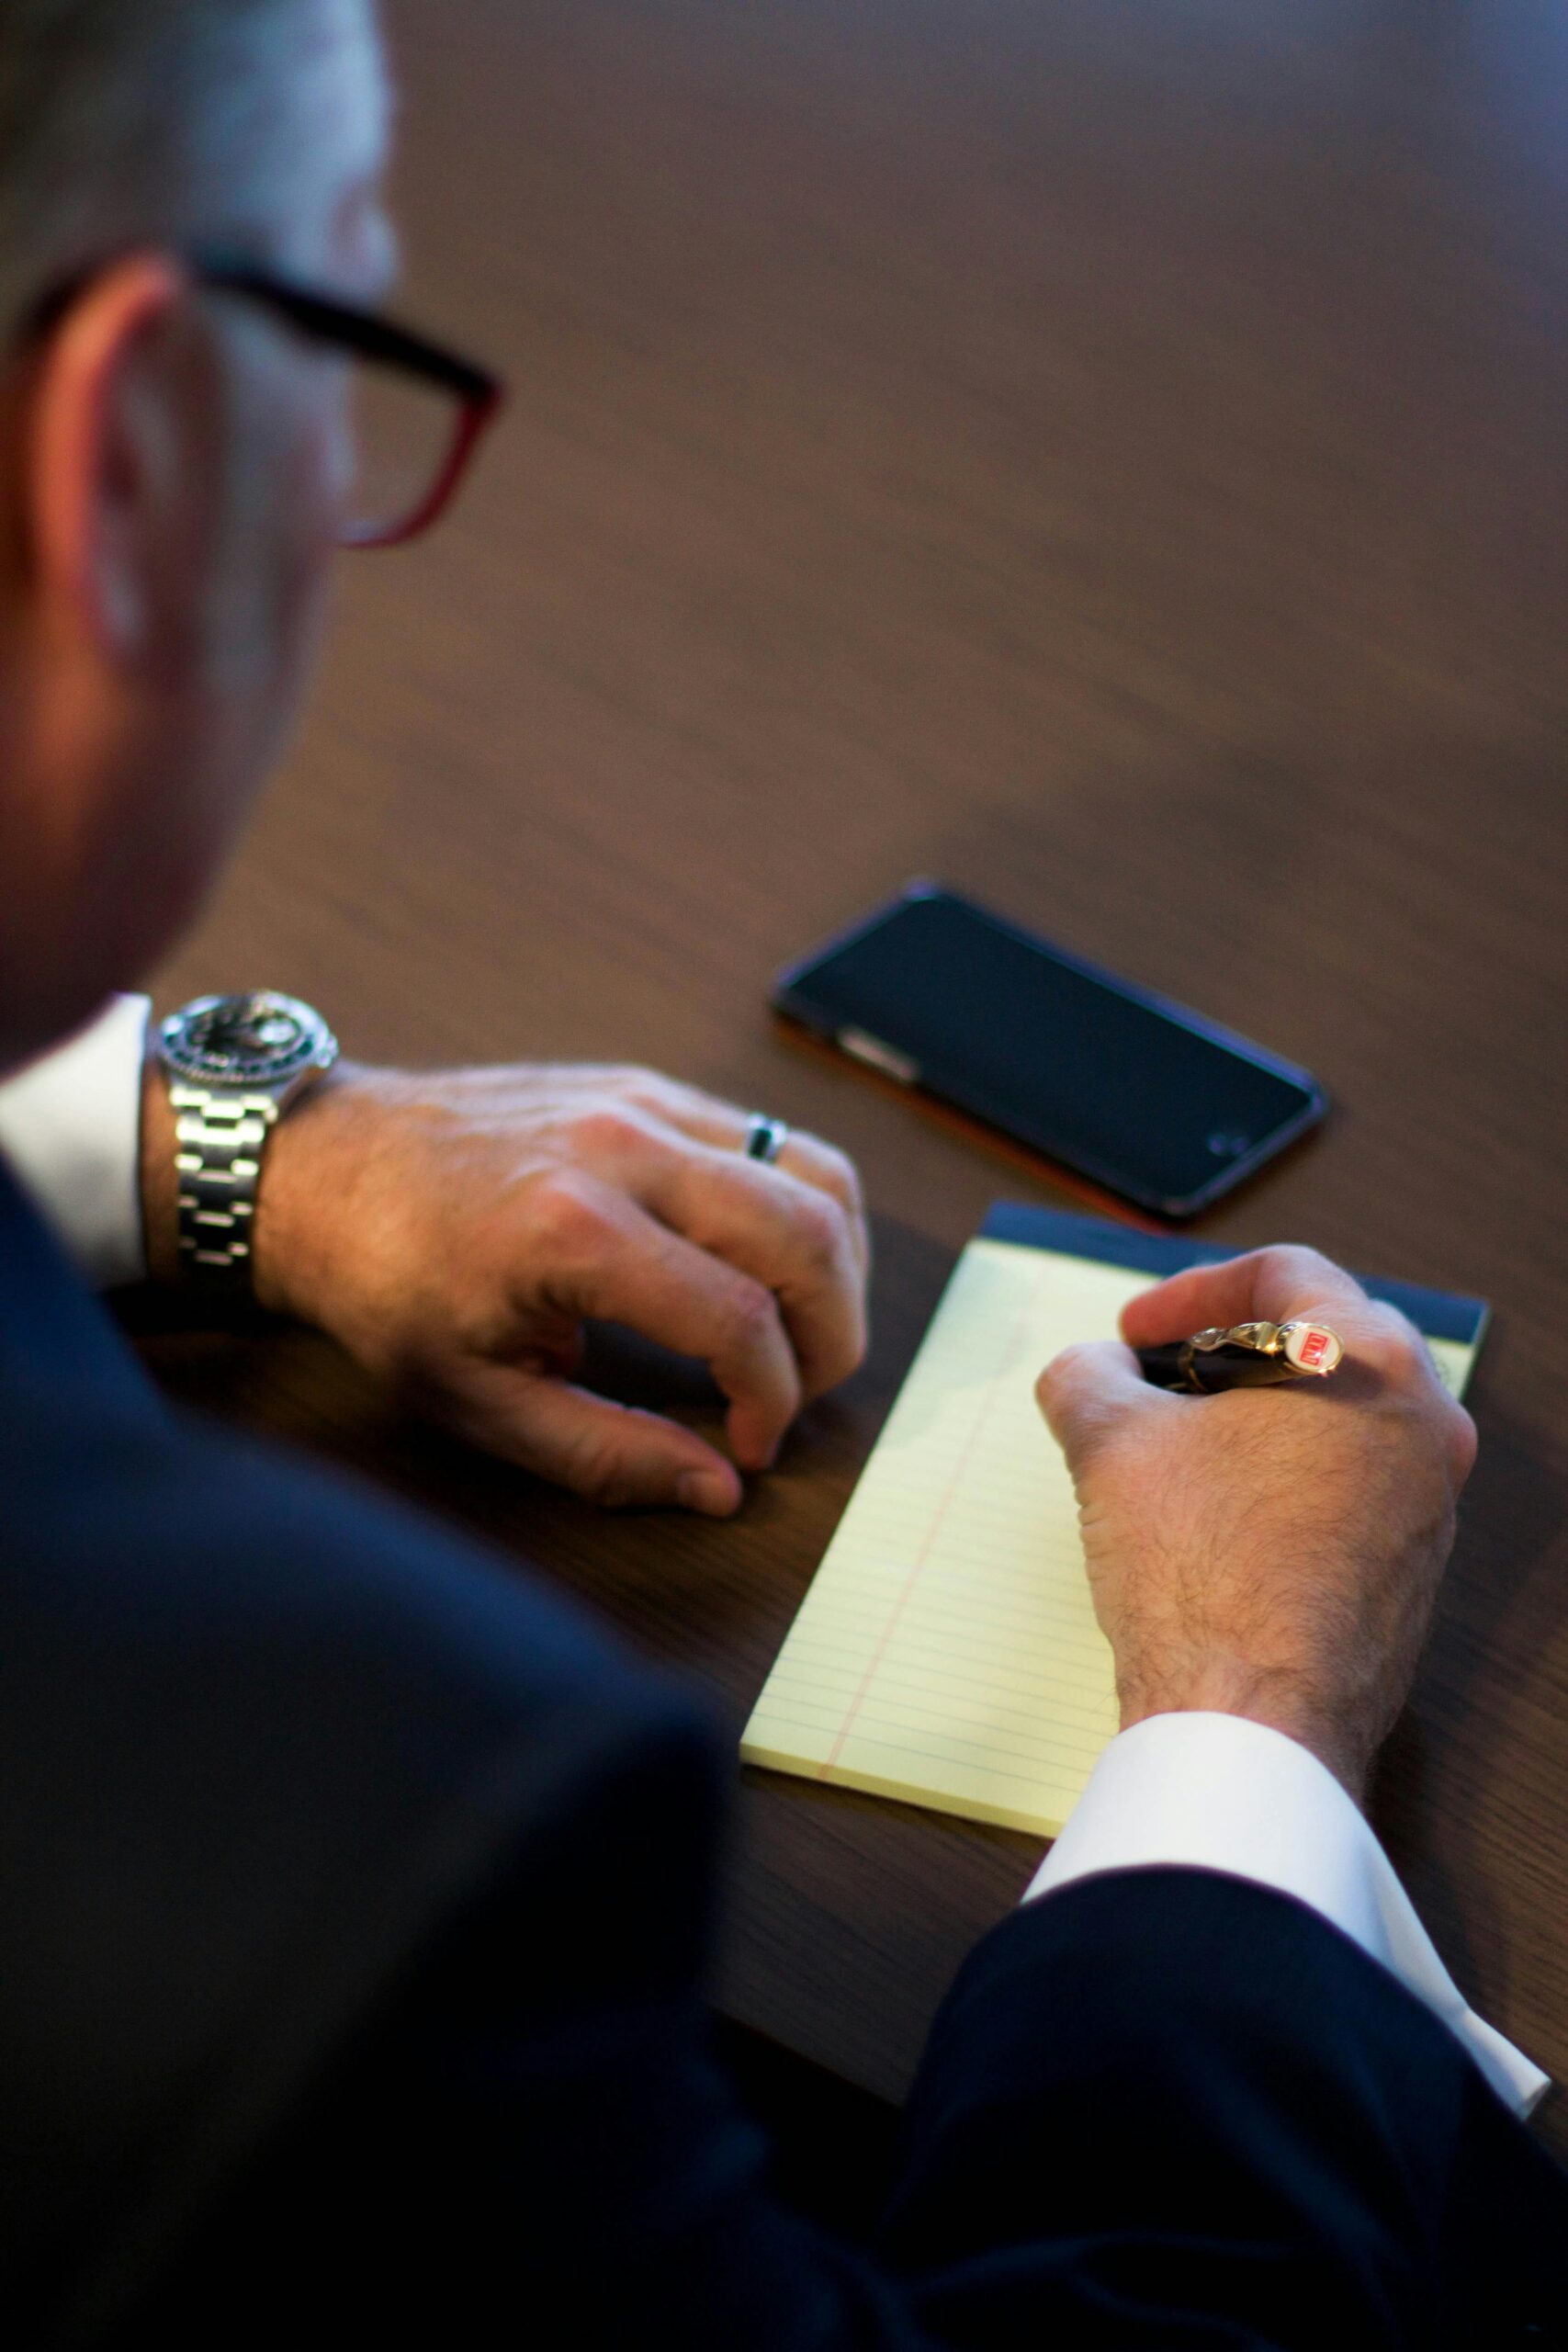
21;251;505;550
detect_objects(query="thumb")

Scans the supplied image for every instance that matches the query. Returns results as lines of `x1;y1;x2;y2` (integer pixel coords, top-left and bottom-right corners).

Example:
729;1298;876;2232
432;1359;746;1516
1034;1338;1163;1473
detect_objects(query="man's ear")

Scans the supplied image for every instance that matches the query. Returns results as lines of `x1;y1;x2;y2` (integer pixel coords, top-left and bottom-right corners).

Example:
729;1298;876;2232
27;254;199;664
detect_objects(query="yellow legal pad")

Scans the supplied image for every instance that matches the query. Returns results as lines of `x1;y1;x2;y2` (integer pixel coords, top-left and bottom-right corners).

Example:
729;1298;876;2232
741;1205;1484;1840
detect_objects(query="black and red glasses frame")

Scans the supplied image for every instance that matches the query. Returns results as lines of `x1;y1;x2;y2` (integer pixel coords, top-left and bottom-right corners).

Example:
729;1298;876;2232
21;250;505;549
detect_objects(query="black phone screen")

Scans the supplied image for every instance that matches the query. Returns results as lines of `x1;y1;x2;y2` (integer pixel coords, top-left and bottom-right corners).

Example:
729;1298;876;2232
774;888;1325;1216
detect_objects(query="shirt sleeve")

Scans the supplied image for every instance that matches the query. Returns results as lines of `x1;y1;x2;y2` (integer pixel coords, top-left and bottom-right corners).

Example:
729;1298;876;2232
1023;1710;1550;2118
0;993;152;1288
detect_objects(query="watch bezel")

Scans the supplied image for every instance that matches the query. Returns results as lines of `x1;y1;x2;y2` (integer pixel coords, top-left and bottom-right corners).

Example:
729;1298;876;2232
159;991;337;1093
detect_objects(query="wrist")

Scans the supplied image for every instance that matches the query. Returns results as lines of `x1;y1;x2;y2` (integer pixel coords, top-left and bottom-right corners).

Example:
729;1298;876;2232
138;1046;363;1315
1117;1665;1373;1808
246;1058;367;1321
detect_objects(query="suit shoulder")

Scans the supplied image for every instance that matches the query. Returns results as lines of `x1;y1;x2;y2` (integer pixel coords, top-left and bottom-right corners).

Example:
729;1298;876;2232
0;1380;726;2336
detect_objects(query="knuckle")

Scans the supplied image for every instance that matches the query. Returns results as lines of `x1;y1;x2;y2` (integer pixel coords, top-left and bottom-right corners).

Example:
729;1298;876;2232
814;1141;864;1213
612;1064;666;1110
816;1305;869;1390
1260;1241;1341;1293
530;1172;609;1258
569;1105;641;1159
719;1275;781;1361
791;1190;848;1270
1359;1311;1429;1388
1448;1401;1479;1479
1368;1343;1421;1398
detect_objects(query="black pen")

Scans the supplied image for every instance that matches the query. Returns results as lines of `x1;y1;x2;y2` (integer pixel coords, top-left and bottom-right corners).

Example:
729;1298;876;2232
1136;1318;1345;1395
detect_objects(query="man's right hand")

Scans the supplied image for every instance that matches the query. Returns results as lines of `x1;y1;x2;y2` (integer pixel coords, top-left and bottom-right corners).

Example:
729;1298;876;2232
1036;1246;1478;1804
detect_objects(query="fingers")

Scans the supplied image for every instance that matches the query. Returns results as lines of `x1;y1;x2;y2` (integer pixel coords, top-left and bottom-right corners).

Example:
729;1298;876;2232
433;1356;745;1515
544;1089;869;1407
1117;1243;1476;1483
1119;1245;1382;1351
528;1176;803;1472
640;1148;867;1404
777;1132;871;1283
1035;1338;1169;1471
612;1073;871;1279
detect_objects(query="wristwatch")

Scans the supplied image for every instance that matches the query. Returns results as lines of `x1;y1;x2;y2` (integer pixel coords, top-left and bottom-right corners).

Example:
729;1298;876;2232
157;991;339;1291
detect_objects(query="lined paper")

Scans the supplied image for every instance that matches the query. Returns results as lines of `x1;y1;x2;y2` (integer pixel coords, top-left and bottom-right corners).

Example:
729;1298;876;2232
741;1236;1479;1839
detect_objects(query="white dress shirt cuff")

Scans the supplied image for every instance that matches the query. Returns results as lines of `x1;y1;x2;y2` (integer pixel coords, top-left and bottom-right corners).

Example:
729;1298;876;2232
1023;1712;1549;2120
0;993;151;1288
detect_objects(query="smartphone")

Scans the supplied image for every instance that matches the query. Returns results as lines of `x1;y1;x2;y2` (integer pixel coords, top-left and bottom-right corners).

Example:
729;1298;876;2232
773;883;1326;1217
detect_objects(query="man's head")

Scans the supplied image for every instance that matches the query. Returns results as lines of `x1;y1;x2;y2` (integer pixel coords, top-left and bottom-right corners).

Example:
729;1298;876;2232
0;0;394;1072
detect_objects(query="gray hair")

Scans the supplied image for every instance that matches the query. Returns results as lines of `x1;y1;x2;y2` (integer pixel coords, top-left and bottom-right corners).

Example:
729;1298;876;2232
0;0;361;340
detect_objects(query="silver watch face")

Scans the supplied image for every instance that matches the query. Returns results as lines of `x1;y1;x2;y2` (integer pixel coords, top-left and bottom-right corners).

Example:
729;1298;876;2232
160;992;337;1091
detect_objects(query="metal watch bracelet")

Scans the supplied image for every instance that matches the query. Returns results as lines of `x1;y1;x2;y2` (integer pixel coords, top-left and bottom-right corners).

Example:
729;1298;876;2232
170;1087;279;1289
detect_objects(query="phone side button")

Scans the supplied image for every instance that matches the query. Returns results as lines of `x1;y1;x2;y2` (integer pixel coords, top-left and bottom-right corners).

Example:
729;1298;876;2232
839;1028;920;1085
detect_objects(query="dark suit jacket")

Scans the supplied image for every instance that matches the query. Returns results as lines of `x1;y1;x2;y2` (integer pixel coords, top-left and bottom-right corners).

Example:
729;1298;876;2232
1;1156;1564;2349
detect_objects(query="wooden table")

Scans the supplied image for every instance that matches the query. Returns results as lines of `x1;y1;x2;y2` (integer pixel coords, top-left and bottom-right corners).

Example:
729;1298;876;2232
142;0;1568;2151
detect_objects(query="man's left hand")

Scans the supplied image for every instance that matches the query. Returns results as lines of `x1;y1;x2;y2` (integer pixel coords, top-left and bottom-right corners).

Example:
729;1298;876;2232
143;1060;868;1515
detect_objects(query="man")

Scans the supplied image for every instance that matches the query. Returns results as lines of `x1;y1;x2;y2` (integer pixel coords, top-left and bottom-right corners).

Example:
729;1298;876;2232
2;3;1565;2345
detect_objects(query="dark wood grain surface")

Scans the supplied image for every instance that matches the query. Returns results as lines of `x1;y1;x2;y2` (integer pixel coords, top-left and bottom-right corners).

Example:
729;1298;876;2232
141;1;1568;2142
